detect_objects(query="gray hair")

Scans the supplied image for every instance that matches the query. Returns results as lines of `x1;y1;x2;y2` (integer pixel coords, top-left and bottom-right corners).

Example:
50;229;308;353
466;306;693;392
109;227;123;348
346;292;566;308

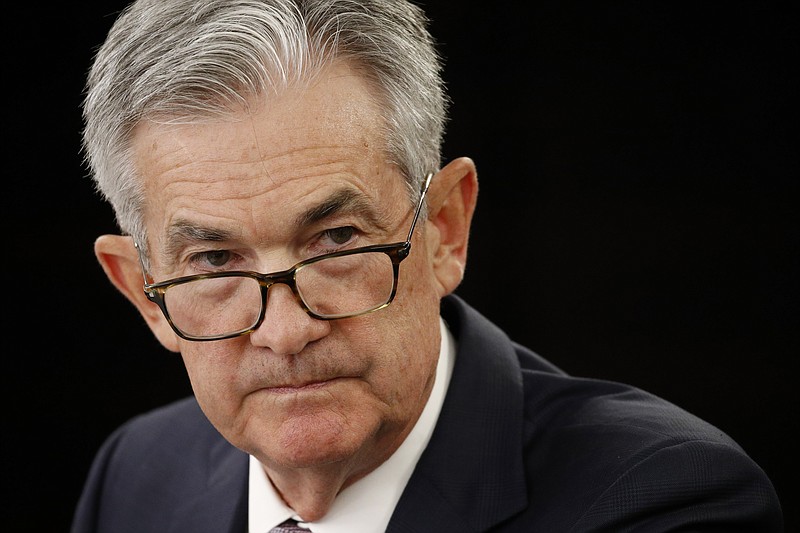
82;0;448;250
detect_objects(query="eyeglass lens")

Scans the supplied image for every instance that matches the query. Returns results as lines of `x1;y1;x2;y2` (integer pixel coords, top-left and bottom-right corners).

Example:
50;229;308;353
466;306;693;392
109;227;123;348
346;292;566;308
163;250;396;338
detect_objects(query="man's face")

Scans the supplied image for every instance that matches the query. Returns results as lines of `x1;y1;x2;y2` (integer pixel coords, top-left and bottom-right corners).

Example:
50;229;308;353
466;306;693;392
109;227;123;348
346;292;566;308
129;63;444;478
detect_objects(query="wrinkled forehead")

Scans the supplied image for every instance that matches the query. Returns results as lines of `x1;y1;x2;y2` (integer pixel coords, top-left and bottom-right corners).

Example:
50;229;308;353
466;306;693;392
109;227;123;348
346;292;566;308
129;63;408;253
133;63;387;170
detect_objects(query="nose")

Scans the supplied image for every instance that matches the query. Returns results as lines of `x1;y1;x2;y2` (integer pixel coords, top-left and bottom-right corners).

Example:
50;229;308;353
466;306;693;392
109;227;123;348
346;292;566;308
247;282;330;355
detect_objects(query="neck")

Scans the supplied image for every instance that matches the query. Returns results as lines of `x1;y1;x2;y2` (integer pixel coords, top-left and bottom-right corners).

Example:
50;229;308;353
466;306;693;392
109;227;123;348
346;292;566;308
259;422;418;521
269;468;346;521
261;451;381;521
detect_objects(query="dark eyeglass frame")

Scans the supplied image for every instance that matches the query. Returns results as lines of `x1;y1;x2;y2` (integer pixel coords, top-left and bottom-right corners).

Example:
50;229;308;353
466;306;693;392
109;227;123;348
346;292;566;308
137;172;434;342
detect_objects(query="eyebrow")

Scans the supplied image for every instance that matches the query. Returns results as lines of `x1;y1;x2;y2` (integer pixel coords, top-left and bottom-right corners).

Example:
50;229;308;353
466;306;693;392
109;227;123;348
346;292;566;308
294;188;383;230
161;187;387;264
163;222;235;264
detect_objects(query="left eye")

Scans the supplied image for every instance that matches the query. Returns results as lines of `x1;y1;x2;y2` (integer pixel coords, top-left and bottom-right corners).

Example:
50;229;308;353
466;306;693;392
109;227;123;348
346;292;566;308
324;227;355;245
189;250;232;269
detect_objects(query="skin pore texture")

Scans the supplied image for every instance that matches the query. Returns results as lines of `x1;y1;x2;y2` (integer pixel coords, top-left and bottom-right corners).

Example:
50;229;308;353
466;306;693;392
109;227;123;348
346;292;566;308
94;61;478;520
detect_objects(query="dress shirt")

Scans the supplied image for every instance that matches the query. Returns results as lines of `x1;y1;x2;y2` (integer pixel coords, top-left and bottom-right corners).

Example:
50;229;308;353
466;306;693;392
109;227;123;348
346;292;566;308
248;317;456;533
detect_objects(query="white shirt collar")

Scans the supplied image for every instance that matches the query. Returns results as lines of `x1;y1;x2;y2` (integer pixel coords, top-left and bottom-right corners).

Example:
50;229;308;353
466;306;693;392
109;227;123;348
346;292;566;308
248;317;456;533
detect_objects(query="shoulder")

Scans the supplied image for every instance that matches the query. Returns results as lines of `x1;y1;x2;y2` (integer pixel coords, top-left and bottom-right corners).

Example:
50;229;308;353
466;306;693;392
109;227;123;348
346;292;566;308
517;346;737;446
72;396;247;532
514;346;783;530
439;295;781;530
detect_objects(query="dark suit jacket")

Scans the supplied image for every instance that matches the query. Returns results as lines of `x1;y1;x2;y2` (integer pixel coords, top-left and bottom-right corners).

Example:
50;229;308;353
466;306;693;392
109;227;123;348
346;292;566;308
72;294;783;532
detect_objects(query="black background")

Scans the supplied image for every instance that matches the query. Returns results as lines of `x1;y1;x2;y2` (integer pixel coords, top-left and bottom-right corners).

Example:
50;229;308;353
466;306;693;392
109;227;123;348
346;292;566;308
9;1;795;530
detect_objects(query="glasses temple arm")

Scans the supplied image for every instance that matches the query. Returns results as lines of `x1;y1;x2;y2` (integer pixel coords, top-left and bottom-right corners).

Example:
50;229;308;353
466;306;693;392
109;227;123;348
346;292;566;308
405;172;434;242
134;241;156;287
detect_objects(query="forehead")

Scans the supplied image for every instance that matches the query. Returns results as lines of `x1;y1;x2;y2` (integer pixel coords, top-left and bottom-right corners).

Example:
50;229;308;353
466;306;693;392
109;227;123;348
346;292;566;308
131;63;404;246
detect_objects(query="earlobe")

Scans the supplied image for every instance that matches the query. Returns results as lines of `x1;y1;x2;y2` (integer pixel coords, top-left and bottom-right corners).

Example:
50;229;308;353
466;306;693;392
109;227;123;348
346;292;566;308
425;157;478;296
94;235;181;352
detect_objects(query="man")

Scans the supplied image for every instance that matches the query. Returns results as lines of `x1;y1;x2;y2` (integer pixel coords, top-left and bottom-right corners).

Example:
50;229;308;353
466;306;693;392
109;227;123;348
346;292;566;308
72;0;782;531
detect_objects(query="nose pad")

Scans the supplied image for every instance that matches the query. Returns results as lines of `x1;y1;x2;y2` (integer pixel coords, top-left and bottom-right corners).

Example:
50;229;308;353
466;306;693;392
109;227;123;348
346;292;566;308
248;282;329;355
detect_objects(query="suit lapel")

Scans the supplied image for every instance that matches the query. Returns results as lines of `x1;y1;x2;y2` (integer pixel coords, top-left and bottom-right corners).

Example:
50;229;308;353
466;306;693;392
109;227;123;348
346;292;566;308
388;295;528;532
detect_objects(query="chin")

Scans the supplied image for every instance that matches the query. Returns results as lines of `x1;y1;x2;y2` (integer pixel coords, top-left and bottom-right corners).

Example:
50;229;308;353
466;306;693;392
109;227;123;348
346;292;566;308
256;411;378;469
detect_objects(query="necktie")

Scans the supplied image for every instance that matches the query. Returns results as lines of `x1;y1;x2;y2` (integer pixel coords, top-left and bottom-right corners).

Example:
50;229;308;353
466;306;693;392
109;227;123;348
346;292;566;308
270;519;307;532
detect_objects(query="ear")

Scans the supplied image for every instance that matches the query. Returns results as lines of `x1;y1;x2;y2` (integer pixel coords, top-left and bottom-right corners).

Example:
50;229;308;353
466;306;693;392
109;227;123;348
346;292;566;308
424;157;478;296
94;235;181;352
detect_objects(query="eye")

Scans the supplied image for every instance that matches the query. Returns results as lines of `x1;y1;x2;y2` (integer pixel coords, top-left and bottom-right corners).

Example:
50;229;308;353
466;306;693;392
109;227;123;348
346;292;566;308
323;226;356;246
189;250;232;269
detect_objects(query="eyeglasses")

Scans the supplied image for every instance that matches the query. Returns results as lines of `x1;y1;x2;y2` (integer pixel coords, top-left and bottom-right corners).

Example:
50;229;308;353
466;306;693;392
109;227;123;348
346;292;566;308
139;173;433;342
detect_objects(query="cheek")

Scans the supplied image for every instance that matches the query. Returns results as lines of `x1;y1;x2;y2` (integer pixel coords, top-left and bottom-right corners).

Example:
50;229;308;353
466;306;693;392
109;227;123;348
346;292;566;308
387;342;438;411
398;230;442;311
360;298;441;417
179;343;243;424
375;245;442;406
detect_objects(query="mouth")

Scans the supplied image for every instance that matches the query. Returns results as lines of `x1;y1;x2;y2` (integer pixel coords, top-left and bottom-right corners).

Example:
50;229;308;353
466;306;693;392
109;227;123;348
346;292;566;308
265;378;342;394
